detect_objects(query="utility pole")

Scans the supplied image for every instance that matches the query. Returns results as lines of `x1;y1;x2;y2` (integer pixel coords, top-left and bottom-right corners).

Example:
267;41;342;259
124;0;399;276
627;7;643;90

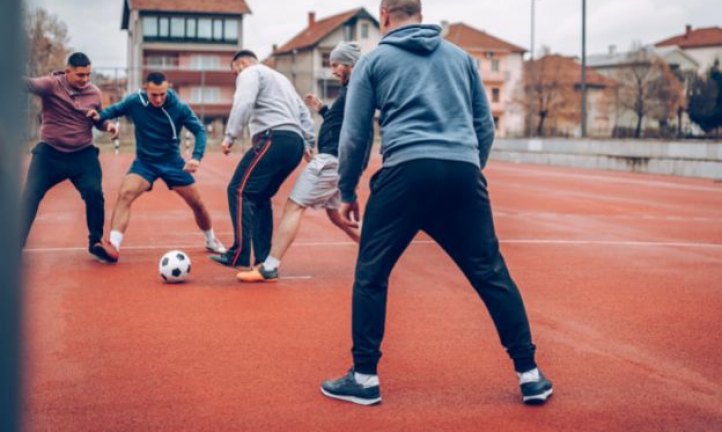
581;0;588;137
529;0;538;137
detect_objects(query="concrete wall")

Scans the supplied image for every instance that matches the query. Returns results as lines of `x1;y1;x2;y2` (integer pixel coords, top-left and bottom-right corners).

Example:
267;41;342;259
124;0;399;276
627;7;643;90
490;138;722;180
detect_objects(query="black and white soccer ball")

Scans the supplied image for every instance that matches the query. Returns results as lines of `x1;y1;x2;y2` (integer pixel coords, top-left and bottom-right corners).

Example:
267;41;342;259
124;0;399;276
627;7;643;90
159;250;191;283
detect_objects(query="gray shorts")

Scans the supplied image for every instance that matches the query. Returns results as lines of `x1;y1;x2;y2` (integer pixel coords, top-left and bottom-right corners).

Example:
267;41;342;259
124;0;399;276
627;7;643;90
289;153;341;210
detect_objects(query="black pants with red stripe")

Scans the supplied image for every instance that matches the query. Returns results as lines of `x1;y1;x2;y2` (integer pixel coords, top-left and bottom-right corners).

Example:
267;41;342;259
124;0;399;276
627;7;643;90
351;159;537;375
225;130;304;267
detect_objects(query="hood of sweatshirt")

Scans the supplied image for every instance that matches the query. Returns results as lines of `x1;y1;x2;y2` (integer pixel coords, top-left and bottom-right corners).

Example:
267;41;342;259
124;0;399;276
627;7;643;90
379;24;442;55
137;87;180;109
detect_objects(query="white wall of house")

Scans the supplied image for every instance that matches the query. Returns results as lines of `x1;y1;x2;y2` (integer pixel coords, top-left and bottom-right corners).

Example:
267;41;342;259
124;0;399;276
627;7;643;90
681;46;722;72
504;53;525;137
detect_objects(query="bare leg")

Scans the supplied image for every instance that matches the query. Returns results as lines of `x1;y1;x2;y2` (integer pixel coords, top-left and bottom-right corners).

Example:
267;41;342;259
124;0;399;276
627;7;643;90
109;174;150;234
327;208;361;243
268;199;307;261
174;184;212;231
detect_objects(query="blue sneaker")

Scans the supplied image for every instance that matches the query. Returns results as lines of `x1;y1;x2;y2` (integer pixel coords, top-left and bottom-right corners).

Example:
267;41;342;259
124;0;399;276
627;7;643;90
321;369;381;406
518;368;553;404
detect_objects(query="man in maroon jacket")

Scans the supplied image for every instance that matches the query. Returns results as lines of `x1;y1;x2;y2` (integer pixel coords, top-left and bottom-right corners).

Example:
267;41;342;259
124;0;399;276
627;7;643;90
23;52;119;262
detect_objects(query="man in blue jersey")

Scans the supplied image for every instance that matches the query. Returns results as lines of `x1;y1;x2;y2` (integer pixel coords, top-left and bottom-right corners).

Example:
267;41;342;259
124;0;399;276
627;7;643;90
89;72;225;262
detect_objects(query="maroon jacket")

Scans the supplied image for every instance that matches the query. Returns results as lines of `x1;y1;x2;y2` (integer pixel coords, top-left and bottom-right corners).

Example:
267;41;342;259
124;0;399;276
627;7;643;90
26;71;109;152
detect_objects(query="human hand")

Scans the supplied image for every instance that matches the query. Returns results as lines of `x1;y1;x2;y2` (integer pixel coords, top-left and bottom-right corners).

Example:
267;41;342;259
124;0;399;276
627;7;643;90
106;122;120;140
303;147;314;162
339;200;360;228
303;93;323;113
183;159;200;173
221;138;234;156
86;109;100;122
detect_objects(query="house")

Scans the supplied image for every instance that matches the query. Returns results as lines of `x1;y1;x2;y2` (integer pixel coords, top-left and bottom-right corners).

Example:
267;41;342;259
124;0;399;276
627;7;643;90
655;25;722;73
267;8;381;104
121;0;251;127
588;46;689;136
442;22;526;137
524;54;617;137
588;45;699;77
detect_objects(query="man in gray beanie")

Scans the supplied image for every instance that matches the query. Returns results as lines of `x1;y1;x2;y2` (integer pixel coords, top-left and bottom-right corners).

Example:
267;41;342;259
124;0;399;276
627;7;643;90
236;41;366;282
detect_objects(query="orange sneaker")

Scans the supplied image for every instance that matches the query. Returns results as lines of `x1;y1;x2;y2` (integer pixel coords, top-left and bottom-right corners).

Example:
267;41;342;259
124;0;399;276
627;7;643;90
236;264;278;283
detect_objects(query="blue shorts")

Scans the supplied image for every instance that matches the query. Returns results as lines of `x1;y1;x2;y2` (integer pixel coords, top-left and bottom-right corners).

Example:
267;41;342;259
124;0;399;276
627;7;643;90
128;157;195;190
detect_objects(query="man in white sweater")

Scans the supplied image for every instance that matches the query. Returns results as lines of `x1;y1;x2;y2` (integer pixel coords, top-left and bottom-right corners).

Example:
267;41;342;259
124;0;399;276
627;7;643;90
210;50;315;271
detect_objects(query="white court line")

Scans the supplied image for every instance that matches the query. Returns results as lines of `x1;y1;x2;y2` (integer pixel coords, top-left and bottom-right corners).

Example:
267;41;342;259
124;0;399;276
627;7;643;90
24;239;722;252
491;164;722;193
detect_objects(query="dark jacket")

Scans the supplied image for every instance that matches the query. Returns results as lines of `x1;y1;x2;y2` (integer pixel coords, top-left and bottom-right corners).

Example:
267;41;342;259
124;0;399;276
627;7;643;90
99;89;206;162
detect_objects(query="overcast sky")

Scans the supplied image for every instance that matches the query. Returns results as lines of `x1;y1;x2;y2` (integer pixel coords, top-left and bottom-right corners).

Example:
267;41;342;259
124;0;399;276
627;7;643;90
24;0;722;70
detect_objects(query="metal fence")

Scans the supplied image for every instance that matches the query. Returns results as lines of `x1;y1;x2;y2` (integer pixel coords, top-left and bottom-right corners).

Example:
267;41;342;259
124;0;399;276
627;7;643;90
25;66;342;152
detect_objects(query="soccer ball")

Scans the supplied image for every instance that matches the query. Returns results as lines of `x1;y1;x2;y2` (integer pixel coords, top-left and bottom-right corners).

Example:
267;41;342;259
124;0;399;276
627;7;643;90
159;250;191;283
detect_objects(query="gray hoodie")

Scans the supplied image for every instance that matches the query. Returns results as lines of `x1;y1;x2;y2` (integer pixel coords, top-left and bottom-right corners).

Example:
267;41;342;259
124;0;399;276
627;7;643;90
338;24;495;203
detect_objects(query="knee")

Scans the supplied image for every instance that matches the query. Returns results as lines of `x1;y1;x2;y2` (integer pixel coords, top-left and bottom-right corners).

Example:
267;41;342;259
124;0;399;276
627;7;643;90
117;188;138;204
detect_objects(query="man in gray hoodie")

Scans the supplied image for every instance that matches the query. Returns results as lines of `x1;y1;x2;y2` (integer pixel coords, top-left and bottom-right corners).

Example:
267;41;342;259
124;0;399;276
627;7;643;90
321;0;553;406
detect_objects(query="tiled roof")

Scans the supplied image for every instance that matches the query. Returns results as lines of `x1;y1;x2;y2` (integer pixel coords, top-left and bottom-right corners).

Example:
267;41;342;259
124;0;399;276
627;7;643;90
444;23;526;54
127;0;251;15
273;8;377;55
530;54;617;87
655;26;722;49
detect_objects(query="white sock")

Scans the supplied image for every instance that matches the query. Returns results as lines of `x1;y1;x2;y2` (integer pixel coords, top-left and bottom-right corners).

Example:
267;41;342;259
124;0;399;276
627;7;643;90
203;229;215;243
518;368;540;384
263;256;280;270
109;230;123;250
354;372;380;387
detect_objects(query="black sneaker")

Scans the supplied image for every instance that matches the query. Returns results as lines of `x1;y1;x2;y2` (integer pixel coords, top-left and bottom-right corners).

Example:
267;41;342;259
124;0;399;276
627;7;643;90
208;253;248;269
89;240;119;264
518;369;553;405
321;369;382;406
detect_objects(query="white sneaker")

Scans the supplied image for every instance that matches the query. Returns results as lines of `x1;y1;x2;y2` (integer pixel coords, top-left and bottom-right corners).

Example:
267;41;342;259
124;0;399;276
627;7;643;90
205;238;226;254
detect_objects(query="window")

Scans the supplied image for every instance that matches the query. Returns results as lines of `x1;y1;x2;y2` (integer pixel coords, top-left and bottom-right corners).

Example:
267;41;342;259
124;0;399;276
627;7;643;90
145;55;178;69
213;19;223;41
170;17;185;38
158;17;170;37
198;18;212;40
190;55;222;70
142;15;240;44
186;19;197;38
224;19;239;42
344;25;353;41
493;117;500;129
361;23;369;39
191;87;221;104
485;52;495;59
322;52;331;68
491;59;500;72
492;88;500;103
142;17;157;37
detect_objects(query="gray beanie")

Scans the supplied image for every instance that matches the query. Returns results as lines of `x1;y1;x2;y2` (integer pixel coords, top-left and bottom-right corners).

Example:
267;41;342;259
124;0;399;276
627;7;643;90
330;41;362;66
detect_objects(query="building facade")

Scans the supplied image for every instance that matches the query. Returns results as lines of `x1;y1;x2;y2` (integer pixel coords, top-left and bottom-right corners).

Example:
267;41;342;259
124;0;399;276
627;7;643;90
268;8;381;105
443;22;526;137
121;0;251;125
656;25;722;73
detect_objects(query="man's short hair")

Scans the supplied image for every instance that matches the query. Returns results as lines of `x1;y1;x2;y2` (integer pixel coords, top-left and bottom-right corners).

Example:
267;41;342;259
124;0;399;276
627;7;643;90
145;72;167;85
381;0;422;20
232;49;258;62
67;52;91;68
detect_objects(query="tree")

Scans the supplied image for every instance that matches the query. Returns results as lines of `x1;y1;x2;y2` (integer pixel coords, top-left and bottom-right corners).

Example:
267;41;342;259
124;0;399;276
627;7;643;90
687;61;722;136
25;8;71;77
518;53;580;137
614;48;685;138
